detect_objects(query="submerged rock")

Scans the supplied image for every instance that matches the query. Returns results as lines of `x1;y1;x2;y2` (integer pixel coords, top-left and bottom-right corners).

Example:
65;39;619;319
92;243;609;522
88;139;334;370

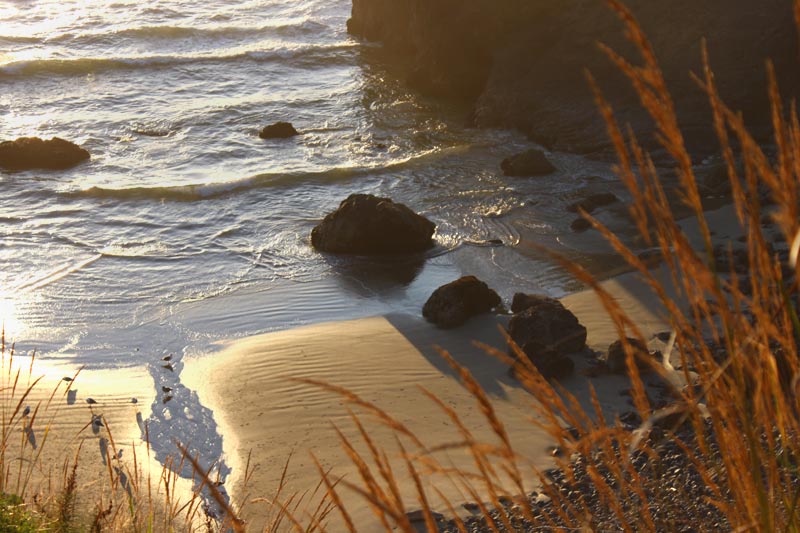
422;276;501;328
0;137;90;171
508;293;586;379
311;193;435;254
570;218;592;232
567;192;619;213
500;149;556;177
259;121;299;139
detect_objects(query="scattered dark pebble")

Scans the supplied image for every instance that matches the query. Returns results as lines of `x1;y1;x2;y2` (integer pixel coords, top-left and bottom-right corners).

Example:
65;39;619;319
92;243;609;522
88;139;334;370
547;445;564;457
655;331;673;342
638;249;664;269
441;419;731;533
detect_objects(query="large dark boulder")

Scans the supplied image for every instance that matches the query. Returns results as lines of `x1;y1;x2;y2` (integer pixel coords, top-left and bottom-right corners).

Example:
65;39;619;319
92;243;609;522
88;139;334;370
508;293;586;378
348;0;798;157
311;194;435;254
422;276;501;328
500;149;556;177
259;121;299;139
0;137;90;171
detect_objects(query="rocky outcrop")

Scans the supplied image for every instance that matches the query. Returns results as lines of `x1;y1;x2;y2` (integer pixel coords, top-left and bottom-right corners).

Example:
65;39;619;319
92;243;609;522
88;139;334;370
311;194;435;254
423;276;501;328
501;149;556;177
0;137;90;171
259;122;299;139
508;293;586;379
348;0;798;156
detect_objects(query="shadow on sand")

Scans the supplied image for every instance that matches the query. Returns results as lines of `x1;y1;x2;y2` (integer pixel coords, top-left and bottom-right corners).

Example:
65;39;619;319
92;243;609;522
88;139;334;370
384;311;668;424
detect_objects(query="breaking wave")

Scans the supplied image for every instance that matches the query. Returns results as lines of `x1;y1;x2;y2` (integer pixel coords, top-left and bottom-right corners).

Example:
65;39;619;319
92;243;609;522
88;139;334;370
0;41;356;77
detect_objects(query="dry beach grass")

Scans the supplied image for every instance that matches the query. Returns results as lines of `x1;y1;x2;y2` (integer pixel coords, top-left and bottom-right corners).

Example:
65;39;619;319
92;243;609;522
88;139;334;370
0;332;250;532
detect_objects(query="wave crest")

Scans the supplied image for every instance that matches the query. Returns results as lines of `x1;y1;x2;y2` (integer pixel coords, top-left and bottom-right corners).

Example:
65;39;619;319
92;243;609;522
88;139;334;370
64;150;442;202
0;41;356;78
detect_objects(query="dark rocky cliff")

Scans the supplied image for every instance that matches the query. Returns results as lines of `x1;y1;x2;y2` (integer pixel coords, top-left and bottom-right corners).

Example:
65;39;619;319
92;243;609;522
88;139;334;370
348;0;799;156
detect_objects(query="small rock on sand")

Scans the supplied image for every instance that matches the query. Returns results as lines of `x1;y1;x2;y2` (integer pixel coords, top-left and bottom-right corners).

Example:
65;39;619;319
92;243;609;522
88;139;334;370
508;293;586;379
422;276;501;328
606;337;654;374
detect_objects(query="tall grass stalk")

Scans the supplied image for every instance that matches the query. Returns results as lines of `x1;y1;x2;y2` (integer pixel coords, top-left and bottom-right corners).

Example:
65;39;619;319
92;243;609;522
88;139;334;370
0;330;238;531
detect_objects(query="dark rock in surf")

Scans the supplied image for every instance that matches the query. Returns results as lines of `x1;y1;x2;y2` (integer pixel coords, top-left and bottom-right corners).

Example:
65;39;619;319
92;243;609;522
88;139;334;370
259;121;299;139
508;294;586;378
311;193;435;254
567;192;619;213
570;218;592;232
500;149;556;177
606;337;652;374
0;137;89;171
422;276;501;328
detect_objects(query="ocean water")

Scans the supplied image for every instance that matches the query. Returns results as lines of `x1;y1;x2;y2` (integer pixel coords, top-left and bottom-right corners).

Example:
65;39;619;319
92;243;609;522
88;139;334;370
0;0;630;491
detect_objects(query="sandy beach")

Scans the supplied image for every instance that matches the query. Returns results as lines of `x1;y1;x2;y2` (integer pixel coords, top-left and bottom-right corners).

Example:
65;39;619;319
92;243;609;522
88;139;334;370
183;260;682;530
0;357;199;528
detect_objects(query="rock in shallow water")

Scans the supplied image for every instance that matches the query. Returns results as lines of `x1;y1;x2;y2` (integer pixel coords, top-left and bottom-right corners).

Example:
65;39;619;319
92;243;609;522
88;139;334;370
567;192;619;213
500;148;556;177
570;218;592;232
423;276;501;329
259;121;299;139
0;137;90;171
311;193;435;254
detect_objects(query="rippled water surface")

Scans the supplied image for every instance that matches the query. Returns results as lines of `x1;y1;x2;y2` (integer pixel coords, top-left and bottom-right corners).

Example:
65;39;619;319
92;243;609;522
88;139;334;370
0;0;641;500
